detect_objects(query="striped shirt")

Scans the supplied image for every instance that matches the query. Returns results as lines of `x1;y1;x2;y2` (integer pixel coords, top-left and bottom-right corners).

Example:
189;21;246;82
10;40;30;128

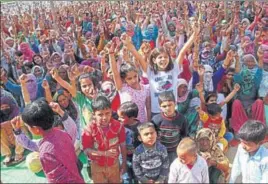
152;112;188;152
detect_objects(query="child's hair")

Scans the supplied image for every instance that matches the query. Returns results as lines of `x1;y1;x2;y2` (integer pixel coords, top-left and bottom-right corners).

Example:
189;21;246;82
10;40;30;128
118;101;139;118
120;63;138;80
158;91;175;105
78;73;98;90
177;137;197;155
237;120;267;144
21;98;54;130
92;95;111;112
205;92;217;103
137;122;156;135
149;47;173;74
227;67;235;74
207;103;222;116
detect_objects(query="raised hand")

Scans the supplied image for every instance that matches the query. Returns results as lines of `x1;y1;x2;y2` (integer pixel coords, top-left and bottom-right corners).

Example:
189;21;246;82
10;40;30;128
233;83;240;92
50;68;60;79
10;116;24;130
197;66;205;76
19;74;28;84
42;79;50;89
257;46;264;60
49;102;64;116
120;33;132;48
195;82;204;93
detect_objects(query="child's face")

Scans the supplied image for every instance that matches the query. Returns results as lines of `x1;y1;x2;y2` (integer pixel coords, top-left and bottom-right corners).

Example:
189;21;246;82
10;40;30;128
226;72;234;80
154;53;169;71
139;127;157;147
94;108;112;126
177;84;188;97
207;96;217;104
240;140;260;154
124;70;139;88
80;78;96;99
160;101;176;117
177;150;197;165
117;110;129;125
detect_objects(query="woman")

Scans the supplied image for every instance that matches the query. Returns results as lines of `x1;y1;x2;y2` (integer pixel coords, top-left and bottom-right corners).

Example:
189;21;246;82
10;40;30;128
19;42;35;61
196;128;230;183
31;65;45;82
1;96;26;165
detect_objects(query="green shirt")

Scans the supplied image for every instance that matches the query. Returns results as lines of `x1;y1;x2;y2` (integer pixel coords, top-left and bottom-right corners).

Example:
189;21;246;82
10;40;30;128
73;91;93;129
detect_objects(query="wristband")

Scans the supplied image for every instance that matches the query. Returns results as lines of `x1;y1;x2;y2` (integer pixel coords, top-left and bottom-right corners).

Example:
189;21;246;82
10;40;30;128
13;128;22;135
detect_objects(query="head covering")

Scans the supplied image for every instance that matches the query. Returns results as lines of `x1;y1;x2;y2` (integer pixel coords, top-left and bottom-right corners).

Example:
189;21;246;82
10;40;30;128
53;89;78;121
19;42;34;61
242;54;258;75
203;65;214;92
167;21;176;37
100;81;117;102
0;96;20;123
196;128;230;179
81;59;99;69
241;18;250;25
240;68;254;95
177;78;189;103
26;74;38;101
50;52;63;67
31;65;45;81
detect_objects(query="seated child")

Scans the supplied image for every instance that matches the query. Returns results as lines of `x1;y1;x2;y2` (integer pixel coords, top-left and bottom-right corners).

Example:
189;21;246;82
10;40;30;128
197;103;233;151
168;137;209;183
229;120;268;183
82;96;127;183
117;102;141;183
132;122;169;183
152;91;188;163
13;98;84;183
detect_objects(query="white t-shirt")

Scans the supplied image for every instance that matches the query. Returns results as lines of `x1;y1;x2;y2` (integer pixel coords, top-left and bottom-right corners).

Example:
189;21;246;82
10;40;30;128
147;62;182;113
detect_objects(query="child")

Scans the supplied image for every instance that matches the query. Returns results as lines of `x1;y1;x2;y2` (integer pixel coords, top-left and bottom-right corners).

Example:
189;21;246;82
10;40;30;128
117;101;141;183
229;120;268;183
15;98;84;183
108;43;151;123
152;91;188;163
82;96;127;183
132;122;169;183
121;24;200;116
168;137;209;183
197;103;230;151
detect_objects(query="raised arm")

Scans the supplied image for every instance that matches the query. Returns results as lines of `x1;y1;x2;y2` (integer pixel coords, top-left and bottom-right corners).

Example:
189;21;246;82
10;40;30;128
108;42;123;90
121;33;148;73
51;67;77;98
19;74;31;105
221;84;240;107
42;79;53;103
176;23;200;67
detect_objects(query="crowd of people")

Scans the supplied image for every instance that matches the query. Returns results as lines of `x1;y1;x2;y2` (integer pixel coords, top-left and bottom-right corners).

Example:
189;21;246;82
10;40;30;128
1;0;268;183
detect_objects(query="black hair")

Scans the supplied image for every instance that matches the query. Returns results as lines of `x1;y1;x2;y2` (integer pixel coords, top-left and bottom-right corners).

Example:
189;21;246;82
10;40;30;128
158;91;175;105
92;95;111;112
137;122;156;135
118;101;139;118
22;62;34;74
78;73;98;91
32;54;43;65
149;47;174;74
207;103;222;116
120;63;138;80
227;67;235;74
205;92;217;103
15;51;23;57
237;120;267;144
21;98;54;130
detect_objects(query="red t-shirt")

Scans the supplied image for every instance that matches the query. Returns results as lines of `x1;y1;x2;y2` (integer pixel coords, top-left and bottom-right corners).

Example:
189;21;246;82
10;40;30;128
82;119;126;166
179;58;192;83
111;93;120;112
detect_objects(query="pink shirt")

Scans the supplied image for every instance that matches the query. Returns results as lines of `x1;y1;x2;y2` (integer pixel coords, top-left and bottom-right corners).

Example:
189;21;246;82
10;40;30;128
119;83;150;123
39;128;84;183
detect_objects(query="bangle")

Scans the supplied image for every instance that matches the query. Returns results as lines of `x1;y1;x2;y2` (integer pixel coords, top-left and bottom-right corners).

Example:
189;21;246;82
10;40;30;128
13;128;22;135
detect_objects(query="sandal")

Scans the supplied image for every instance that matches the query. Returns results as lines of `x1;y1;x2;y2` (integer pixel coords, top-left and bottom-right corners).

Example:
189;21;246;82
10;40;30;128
3;155;13;166
12;154;25;164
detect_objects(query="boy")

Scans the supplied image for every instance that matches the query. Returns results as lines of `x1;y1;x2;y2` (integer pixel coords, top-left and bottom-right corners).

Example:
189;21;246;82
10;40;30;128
82;96;127;183
15;98;84;183
168;137;209;183
117;102;141;183
152;91;188;163
229;120;268;183
132;122;169;183
197;103;229;151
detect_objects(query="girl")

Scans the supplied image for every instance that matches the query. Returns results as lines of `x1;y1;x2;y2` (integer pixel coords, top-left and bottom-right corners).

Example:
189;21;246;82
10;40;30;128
108;42;151;122
121;24;200;115
51;65;99;129
31;66;45;82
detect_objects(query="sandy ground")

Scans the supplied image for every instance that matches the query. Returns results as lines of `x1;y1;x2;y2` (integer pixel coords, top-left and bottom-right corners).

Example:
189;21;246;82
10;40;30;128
226;142;268;183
